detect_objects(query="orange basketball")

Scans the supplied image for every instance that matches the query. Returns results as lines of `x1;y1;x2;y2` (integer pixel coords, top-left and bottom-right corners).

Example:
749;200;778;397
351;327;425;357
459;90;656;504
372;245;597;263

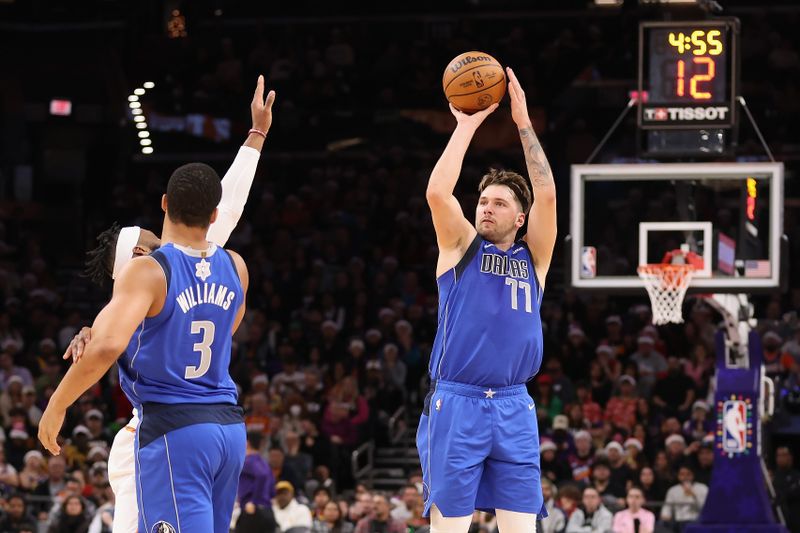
442;51;506;114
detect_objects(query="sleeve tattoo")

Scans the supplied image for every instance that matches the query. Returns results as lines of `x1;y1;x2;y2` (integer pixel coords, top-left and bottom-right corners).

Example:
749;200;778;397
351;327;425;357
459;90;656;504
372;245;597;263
519;127;554;190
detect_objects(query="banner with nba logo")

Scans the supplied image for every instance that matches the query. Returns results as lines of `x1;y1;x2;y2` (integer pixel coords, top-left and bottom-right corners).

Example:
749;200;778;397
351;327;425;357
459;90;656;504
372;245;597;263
716;396;753;458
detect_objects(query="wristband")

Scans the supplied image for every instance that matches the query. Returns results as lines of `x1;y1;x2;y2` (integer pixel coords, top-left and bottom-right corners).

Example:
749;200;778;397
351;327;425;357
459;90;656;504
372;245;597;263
248;128;267;139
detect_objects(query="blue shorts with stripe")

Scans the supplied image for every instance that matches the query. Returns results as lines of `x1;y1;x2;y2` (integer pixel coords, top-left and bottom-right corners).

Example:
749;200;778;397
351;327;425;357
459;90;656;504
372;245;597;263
416;380;546;518
134;403;246;533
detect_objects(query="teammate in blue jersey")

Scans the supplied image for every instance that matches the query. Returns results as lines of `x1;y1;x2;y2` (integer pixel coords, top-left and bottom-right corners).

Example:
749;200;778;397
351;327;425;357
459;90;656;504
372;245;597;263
39;162;250;533
419;67;557;533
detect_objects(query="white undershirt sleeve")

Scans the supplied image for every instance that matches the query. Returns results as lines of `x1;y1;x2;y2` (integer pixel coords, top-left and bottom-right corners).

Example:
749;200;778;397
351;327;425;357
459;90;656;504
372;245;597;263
206;145;260;247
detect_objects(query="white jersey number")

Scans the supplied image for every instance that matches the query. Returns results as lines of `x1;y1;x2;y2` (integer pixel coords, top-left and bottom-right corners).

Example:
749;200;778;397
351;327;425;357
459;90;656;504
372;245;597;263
185;320;215;379
505;278;533;313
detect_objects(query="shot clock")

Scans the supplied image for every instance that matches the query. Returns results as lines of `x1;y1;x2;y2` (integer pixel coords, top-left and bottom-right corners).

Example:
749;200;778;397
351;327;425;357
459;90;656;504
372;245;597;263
639;20;739;129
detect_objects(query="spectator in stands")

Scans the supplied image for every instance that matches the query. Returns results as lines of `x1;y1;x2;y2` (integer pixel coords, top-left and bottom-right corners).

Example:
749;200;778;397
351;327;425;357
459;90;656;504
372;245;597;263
0;493;37;532
354;492;405;533
652;356;696;420
590;459;625;511
637;467;667;513
605;376;638;432
565;486;613;533
611;486;655;533
63;425;92;469
536;374;563;429
540;478;566;533
284;431;314;488
558;484;582;522
604;441;632;489
312;487;333;520
664;434;689;472
541;439;572;485
623;438;646;472
389;484;418;523
0;446;20;495
47;494;92;533
575;381;603;427
272;480;313;532
763;331;792;378
84;409;112;448
683;343;713;393
589;358;613;407
630;335;667;396
33;455;68;506
683;400;712;443
692;440;715;486
312;500;354;533
569;430;595;485
240;431;276;507
0;350;33;389
773;446;800;532
661;466;709;528
18;450;47;493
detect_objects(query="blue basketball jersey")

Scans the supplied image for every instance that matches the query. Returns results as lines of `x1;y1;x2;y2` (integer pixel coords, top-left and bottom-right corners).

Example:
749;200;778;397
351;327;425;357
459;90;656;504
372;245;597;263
429;235;544;387
118;243;242;407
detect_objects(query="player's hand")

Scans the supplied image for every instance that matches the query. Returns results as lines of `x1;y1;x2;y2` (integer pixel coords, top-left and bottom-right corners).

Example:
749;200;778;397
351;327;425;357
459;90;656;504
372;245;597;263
251;75;276;133
450;102;499;131
506;67;531;128
63;327;92;364
38;405;66;455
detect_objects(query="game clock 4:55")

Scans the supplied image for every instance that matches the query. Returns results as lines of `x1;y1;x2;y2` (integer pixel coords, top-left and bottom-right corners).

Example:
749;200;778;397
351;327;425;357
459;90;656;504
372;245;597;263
638;20;739;129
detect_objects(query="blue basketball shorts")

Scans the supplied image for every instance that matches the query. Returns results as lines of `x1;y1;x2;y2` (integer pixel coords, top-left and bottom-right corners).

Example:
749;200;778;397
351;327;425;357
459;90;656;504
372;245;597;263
134;403;246;533
416;380;546;518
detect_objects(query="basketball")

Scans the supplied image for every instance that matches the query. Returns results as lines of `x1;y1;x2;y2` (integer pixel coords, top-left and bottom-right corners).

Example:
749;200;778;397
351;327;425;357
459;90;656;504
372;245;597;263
442;51;506;113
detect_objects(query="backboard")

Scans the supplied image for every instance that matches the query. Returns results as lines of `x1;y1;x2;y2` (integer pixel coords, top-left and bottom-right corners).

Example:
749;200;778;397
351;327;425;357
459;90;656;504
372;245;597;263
569;162;783;293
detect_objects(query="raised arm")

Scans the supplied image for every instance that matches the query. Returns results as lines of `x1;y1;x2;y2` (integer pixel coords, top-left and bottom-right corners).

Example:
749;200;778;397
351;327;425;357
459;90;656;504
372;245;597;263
507;67;557;286
426;103;497;277
207;75;276;247
39;257;164;454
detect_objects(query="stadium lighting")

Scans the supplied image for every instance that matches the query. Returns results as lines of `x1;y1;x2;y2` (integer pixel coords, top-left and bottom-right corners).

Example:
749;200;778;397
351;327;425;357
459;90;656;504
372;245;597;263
128;95;139;102
140;139;152;146
143;82;155;89
136;122;147;129
134;88;145;96
129;102;141;109
131;109;143;115
142;147;154;154
138;131;150;139
133;115;145;122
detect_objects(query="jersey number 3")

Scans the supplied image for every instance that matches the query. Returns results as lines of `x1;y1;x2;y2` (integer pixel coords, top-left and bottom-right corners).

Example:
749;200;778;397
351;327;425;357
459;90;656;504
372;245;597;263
505;278;533;313
185;320;215;379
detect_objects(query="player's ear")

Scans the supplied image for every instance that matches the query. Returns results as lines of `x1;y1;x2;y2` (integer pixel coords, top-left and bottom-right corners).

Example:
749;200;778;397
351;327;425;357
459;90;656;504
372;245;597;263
209;207;218;225
516;212;526;229
161;194;167;213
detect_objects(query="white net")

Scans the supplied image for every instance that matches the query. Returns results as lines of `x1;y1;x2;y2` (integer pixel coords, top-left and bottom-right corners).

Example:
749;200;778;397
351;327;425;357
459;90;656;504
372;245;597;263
637;264;696;325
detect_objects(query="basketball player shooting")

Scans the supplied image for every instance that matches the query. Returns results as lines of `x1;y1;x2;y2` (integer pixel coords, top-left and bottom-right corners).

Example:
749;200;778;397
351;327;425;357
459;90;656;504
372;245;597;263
40;162;250;533
419;67;557;533
61;75;274;533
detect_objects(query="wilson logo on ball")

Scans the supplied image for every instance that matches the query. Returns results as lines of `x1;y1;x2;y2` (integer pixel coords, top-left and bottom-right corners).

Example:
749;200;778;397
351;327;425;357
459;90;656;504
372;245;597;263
449;55;494;73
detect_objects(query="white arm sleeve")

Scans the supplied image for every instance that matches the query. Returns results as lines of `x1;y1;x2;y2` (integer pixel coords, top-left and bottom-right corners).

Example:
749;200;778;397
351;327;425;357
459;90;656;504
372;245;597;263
206;145;260;246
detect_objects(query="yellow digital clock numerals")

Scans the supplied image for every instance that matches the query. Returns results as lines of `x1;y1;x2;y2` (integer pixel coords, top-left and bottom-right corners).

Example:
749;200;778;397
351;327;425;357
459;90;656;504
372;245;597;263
668;29;723;55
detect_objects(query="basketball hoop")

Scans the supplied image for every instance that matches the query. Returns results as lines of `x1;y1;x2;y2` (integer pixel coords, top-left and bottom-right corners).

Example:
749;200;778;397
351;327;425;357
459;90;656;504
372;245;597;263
638;264;696;325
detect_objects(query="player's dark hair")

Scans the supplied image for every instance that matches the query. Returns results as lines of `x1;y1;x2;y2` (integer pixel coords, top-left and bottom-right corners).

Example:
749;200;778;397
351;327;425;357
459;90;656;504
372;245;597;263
84;223;121;286
478;168;532;213
166;163;222;228
246;431;263;450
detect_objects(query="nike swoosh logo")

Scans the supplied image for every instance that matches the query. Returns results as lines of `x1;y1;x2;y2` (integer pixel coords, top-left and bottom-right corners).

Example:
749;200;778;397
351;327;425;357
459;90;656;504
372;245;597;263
528;403;535;410
484;243;493;249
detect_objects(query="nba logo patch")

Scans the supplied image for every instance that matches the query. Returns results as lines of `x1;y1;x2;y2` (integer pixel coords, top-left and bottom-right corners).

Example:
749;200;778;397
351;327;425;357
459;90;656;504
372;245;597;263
581;247;597;278
717;396;753;457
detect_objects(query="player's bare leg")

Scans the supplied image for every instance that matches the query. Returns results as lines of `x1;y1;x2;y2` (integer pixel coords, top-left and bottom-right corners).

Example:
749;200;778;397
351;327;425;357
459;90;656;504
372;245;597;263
496;509;537;533
430;505;472;533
